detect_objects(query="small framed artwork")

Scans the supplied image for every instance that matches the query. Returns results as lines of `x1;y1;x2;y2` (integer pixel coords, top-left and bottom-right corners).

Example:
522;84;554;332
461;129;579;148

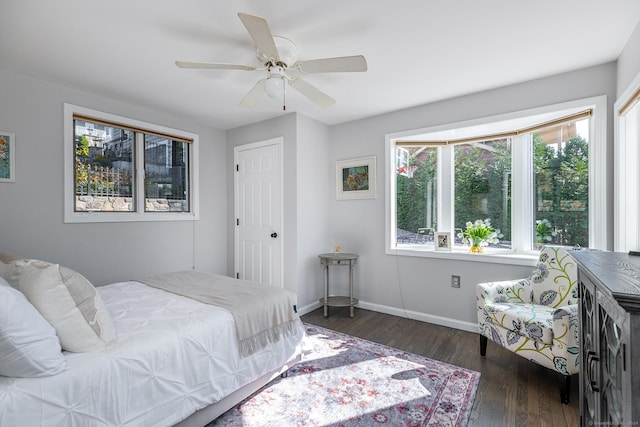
0;131;15;183
435;232;452;252
336;155;376;200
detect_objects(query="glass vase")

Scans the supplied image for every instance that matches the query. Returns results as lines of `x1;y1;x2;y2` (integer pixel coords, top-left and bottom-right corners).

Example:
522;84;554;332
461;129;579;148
469;238;483;254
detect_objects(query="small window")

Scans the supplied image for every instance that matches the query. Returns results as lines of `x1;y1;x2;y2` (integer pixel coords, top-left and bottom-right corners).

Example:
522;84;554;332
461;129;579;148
533;120;589;248
454;139;512;250
74;119;135;212
396;147;438;243
144;135;189;212
64;104;199;223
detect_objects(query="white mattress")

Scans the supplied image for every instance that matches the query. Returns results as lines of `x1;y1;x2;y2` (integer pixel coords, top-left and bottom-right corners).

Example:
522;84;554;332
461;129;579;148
0;281;304;427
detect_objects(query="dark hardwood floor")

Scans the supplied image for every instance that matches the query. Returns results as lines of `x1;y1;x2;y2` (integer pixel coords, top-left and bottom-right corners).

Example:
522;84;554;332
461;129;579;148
302;307;579;427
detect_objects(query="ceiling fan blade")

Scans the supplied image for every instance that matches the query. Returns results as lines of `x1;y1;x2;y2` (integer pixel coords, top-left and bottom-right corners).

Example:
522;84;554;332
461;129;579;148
296;55;367;73
175;61;256;71
239;79;266;107
238;12;279;61
289;78;335;108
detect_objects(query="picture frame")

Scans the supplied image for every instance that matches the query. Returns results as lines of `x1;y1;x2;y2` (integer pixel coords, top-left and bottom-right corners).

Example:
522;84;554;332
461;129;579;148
435;232;452;252
336;155;376;200
0;131;15;183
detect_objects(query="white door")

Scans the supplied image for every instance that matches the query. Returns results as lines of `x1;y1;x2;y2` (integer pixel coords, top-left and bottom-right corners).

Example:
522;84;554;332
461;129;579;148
234;137;283;287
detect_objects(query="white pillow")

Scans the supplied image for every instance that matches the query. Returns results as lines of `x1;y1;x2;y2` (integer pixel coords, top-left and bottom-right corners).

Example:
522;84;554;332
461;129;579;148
0;252;20;283
18;262;117;352
0;261;9;281
0;277;68;377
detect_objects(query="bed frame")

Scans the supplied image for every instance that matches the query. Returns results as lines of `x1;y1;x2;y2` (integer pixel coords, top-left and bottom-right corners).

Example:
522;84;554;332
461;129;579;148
175;353;302;426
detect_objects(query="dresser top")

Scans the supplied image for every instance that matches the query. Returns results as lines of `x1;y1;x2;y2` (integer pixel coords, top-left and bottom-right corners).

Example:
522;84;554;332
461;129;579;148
572;250;640;312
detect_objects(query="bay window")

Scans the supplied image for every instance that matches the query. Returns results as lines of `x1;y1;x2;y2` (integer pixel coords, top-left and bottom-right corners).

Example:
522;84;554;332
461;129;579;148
386;96;607;260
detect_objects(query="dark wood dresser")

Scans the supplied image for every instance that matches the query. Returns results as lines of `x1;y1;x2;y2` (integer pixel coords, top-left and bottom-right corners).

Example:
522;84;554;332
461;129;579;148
571;251;640;426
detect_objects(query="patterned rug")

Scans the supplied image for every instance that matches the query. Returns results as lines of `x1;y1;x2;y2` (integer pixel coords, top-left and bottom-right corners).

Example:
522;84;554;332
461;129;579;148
213;323;480;426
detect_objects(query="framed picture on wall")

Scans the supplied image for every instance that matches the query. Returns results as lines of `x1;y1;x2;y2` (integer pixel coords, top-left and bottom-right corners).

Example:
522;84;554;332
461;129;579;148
0;131;15;183
435;232;452;252
336;155;376;200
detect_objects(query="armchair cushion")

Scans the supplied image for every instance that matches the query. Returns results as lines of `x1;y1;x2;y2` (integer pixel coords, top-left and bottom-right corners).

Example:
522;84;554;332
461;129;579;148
482;302;555;345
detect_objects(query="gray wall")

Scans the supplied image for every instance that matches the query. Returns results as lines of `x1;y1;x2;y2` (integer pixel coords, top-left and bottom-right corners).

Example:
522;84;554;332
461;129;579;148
0;68;227;286
226;114;299;295
225;113;332;307
617;21;640;96
295;114;332;307
326;62;618;329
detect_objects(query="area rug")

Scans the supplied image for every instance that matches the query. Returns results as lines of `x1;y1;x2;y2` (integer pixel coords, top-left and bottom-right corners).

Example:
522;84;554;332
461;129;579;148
212;323;480;426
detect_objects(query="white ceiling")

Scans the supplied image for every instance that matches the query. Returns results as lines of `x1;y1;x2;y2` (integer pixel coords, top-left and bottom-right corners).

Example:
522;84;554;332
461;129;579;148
2;1;640;130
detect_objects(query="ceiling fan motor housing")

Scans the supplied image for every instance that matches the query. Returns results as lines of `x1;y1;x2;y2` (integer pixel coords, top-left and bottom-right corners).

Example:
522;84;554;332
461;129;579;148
258;36;298;68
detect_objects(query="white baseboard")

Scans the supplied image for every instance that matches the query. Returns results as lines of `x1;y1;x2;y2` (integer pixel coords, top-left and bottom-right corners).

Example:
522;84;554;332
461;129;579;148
297;301;322;316
297;299;479;334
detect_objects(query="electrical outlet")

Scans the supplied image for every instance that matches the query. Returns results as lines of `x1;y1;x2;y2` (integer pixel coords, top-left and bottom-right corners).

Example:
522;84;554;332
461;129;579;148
451;275;461;288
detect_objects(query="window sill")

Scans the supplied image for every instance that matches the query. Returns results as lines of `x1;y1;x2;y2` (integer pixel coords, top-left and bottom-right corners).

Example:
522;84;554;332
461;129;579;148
64;211;198;224
387;245;539;267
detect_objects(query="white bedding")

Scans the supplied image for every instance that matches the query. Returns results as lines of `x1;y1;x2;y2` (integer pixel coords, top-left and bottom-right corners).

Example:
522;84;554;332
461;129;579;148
0;281;304;427
140;271;300;357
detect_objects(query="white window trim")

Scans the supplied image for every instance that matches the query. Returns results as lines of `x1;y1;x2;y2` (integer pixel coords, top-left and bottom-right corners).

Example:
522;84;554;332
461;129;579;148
63;103;200;223
614;72;640;251
385;95;607;265
511;133;534;254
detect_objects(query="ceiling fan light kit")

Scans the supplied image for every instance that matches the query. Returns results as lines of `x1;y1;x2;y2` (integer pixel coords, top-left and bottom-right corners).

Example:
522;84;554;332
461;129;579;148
264;66;286;99
264;76;285;99
175;12;367;110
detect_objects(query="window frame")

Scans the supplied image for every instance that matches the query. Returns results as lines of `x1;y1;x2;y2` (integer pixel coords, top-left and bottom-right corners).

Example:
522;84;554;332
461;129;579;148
385;96;607;265
614;73;640;251
63;103;200;223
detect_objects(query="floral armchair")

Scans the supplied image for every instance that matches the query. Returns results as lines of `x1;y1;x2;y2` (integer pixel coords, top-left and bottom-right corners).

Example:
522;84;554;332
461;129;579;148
476;245;579;404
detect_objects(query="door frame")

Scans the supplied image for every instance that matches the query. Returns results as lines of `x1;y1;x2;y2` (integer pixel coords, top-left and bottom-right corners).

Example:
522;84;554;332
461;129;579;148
233;137;284;285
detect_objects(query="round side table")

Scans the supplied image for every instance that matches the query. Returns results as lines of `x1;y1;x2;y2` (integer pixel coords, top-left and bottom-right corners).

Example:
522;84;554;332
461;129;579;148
318;253;359;318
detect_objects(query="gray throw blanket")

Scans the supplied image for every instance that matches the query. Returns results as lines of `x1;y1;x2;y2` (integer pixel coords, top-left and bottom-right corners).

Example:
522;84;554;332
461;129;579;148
139;271;301;357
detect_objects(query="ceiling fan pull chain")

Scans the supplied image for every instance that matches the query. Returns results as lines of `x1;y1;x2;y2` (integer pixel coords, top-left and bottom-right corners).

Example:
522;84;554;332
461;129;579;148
283;80;286;111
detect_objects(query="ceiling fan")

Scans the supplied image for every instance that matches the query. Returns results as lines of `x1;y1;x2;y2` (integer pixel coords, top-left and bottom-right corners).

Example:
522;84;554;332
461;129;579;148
175;12;367;109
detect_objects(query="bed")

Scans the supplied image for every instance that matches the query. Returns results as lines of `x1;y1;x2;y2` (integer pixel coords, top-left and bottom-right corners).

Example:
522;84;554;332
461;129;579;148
0;255;305;427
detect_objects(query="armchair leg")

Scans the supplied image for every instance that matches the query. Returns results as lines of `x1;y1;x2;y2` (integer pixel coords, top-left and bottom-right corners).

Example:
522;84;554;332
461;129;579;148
560;374;571;404
480;334;488;357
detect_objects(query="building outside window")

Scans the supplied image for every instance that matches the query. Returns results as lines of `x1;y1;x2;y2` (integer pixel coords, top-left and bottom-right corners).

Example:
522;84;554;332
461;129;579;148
74;119;135;212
